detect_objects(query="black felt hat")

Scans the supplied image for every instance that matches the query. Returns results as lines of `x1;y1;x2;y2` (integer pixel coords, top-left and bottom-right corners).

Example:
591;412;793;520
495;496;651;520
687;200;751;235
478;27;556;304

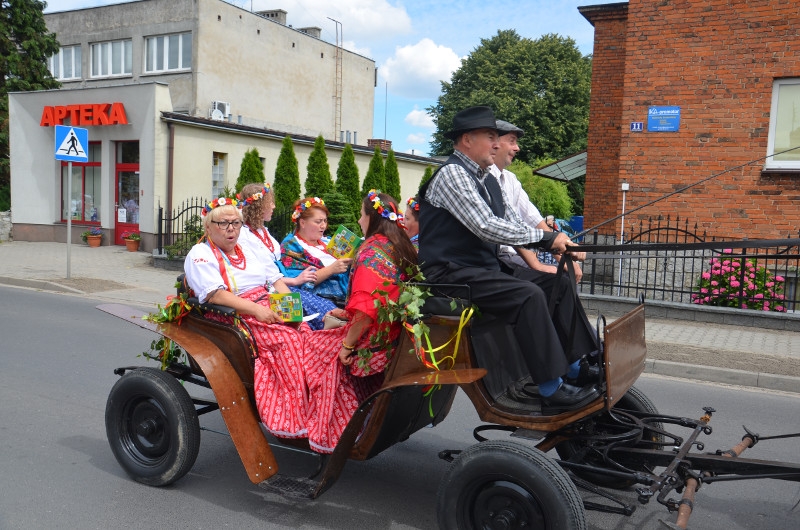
443;106;498;140
496;119;525;138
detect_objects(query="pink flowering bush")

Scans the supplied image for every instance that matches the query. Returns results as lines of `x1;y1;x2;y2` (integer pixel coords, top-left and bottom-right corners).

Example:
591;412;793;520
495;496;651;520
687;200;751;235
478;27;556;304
693;250;786;311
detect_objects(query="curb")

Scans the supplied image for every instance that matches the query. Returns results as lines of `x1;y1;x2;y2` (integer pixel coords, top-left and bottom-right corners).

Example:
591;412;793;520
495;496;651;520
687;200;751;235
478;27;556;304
644;359;800;394
0;276;84;294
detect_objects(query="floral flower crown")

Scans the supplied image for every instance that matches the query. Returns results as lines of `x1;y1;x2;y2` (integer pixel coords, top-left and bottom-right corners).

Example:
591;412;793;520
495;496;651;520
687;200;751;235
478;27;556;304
368;189;404;225
406;197;419;212
201;196;241;216
238;184;272;207
291;197;325;221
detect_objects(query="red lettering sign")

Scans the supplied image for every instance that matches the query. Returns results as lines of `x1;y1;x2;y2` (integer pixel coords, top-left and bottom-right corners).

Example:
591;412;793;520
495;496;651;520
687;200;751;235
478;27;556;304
40;102;129;126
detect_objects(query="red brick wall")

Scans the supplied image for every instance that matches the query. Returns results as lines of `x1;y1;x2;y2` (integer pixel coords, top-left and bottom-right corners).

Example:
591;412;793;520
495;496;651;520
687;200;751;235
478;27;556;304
584;0;800;239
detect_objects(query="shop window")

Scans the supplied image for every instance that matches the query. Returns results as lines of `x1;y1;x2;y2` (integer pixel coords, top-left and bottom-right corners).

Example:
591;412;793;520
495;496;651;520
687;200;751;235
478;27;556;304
767;78;800;170
62;142;102;222
212;152;227;198
144;32;192;73
49;45;82;81
90;39;132;78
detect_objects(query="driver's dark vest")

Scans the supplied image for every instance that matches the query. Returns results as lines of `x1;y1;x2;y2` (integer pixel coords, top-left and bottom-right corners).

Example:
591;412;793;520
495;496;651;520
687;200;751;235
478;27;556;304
418;154;505;272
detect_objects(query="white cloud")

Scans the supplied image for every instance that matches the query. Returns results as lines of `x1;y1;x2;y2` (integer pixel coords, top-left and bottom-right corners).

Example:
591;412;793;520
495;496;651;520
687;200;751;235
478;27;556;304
343;40;371;58
404;107;434;129
406;132;428;145
381;38;463;100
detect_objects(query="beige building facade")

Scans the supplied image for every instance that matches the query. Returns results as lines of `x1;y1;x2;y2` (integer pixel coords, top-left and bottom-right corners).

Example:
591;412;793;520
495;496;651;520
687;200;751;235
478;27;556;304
8;0;437;250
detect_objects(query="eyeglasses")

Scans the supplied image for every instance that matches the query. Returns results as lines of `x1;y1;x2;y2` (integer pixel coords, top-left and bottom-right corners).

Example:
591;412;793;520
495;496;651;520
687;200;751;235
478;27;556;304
212;220;243;230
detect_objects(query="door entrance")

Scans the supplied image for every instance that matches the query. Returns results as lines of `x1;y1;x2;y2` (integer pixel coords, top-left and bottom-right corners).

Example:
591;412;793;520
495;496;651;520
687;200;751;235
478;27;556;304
114;141;140;245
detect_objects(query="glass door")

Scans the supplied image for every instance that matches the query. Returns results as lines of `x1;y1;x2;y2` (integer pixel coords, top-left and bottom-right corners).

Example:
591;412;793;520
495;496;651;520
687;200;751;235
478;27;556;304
114;141;140;245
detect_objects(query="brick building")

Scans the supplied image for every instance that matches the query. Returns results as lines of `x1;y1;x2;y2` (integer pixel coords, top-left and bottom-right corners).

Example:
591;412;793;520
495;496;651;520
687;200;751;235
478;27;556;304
580;0;800;240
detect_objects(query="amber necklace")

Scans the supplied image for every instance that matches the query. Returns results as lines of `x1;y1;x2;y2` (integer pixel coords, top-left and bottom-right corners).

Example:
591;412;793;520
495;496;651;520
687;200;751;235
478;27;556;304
224;244;246;269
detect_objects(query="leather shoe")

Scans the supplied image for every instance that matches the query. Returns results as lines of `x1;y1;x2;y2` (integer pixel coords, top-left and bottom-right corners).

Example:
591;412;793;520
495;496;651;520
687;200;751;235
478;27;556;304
565;359;601;387
541;382;600;414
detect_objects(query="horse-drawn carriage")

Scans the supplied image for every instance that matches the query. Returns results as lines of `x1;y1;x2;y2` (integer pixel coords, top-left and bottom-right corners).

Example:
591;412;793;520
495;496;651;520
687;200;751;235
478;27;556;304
100;268;800;529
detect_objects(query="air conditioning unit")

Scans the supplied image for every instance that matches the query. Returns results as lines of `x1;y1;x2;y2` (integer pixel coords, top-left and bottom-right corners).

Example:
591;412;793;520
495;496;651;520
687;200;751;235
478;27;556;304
210;101;230;121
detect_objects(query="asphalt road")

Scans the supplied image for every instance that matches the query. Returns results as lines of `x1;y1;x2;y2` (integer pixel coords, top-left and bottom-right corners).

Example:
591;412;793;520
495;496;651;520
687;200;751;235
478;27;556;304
1;285;798;529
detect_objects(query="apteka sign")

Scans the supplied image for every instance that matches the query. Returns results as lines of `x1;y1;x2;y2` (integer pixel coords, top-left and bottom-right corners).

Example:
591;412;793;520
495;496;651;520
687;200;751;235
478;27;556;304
40;102;128;127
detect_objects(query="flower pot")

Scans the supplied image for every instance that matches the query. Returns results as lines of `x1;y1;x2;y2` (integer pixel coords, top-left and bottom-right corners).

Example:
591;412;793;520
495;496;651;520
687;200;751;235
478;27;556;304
124;239;140;252
86;235;102;248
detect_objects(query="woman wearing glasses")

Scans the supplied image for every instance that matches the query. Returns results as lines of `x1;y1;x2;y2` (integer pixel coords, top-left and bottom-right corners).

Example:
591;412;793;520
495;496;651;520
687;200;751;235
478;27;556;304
183;197;309;441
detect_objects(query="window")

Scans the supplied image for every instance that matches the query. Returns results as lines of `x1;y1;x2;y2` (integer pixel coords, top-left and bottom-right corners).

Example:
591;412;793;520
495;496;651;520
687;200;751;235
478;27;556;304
91;40;132;78
767;78;800;170
49;45;82;80
62;142;102;223
144;32;192;73
212;153;227;198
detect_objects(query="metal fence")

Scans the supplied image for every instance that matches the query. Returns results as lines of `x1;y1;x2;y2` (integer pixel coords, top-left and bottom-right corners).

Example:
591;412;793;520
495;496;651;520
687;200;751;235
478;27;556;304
578;216;800;313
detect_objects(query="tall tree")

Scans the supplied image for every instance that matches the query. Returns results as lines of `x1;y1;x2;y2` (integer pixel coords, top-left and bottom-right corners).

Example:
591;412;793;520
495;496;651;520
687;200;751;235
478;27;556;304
273;135;301;211
304;135;334;197
360;146;385;196
234;147;265;194
510;160;573;219
1;0;61;203
383;149;401;201
335;143;360;219
419;165;435;191
428;30;591;164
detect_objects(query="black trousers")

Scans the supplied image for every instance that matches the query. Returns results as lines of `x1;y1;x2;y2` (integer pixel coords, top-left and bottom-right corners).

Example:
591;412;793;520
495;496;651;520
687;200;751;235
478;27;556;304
425;262;596;383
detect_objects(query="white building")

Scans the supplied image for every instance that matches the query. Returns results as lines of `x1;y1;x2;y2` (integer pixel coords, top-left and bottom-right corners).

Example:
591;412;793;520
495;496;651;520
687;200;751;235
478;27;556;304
9;0;435;248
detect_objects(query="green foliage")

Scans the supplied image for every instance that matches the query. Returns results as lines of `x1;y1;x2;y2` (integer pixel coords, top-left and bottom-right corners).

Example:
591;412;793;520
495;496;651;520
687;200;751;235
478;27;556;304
304;135;334;197
383;149;401;200
164;214;203;259
428;30;591;164
510;160;573;219
693;253;787;312
322;191;360;236
361;146;385;196
335;143;361;220
234;148;265;194
80;227;102;242
1;0;61;190
419;165;435;191
273;135;301;211
0;183;9;211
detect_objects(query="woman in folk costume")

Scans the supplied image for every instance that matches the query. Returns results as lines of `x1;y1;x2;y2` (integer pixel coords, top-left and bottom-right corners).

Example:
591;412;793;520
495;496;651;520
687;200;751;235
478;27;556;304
404;196;420;251
239;183;333;329
279;197;351;328
183;198;309;440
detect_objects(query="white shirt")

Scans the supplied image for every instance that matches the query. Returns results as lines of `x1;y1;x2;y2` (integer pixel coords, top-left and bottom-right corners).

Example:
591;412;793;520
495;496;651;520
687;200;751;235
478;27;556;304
489;164;545;266
184;241;283;303
239;225;281;263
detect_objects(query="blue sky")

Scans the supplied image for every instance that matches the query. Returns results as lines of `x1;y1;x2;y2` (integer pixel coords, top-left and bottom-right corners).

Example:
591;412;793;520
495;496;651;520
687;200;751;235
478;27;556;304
44;0;610;155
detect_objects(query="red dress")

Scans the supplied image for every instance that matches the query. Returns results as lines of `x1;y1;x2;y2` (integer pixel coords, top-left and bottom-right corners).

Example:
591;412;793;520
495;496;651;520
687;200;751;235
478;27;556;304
253;234;406;453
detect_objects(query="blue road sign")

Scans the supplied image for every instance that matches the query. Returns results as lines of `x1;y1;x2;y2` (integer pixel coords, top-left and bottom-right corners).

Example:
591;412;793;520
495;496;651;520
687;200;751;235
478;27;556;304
55;125;89;162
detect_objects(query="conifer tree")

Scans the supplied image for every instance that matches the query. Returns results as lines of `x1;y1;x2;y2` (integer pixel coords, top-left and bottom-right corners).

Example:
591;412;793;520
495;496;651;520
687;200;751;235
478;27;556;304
322;191;360;236
304;135;334;197
335;144;360;219
1;0;61;206
383;149;401;201
234;147;265;194
273;135;301;211
360;146;385;196
419;165;435;191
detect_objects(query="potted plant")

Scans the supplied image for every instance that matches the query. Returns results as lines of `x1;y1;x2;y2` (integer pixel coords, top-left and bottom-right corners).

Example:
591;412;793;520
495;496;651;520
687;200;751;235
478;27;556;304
121;230;141;252
81;227;103;247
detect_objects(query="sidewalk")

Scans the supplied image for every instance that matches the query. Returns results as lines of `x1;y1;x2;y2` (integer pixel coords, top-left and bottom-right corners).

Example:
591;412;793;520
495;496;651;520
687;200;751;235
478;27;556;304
1;240;799;394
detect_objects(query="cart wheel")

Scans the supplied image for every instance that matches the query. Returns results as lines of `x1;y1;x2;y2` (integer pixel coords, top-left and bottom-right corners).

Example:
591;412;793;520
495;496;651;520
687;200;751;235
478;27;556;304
437;440;586;530
556;385;664;489
105;367;200;486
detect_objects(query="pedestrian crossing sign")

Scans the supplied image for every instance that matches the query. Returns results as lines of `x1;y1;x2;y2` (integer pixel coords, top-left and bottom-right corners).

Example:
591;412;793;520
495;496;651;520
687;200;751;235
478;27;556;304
54;125;89;162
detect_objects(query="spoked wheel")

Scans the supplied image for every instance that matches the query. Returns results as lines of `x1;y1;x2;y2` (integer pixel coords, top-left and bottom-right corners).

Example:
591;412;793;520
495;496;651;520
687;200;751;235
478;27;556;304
105;367;200;486
556;385;665;489
438;440;586;530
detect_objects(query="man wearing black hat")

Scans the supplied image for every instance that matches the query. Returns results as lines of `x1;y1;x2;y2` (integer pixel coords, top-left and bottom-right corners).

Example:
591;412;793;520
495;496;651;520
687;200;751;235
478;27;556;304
418;106;599;412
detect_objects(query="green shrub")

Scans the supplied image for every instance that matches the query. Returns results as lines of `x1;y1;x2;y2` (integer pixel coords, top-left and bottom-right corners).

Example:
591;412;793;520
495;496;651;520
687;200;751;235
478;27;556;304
511;160;573;219
165;214;204;260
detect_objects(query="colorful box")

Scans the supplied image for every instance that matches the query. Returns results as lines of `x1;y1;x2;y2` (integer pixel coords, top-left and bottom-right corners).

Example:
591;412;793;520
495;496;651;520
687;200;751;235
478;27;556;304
326;225;362;259
269;292;304;322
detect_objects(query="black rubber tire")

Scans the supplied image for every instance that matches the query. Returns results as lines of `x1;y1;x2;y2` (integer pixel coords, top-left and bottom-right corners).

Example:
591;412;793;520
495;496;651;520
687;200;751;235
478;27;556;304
437;440;586;530
105;367;200;486
556;385;665;489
